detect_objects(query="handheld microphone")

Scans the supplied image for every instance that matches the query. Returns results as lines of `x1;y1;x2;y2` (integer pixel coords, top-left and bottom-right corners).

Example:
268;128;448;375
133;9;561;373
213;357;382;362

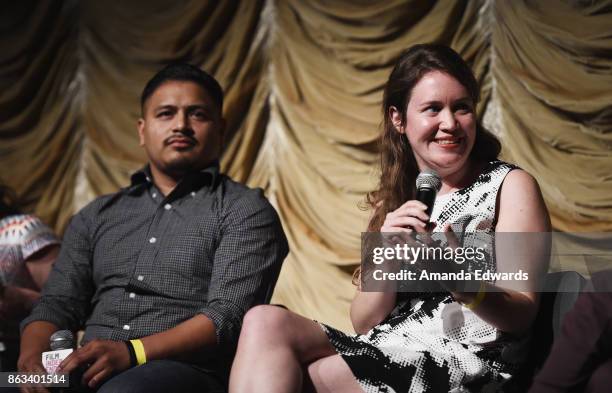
415;169;442;220
42;330;74;374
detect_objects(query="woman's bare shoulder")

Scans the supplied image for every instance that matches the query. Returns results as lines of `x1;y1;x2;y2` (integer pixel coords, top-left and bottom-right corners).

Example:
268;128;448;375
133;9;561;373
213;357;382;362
496;169;551;232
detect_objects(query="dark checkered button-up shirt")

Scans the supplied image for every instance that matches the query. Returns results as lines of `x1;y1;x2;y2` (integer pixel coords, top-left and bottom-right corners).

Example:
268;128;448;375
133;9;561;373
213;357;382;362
22;163;288;362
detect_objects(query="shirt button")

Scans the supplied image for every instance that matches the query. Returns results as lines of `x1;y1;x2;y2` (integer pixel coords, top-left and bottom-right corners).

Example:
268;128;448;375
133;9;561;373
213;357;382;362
164;203;172;210
137;275;144;281
129;292;136;299
152;192;157;198
123;324;130;330
149;237;157;244
190;192;196;197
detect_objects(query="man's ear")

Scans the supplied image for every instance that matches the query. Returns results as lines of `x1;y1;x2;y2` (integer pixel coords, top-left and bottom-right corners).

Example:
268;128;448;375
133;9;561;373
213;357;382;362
137;119;146;147
389;106;404;134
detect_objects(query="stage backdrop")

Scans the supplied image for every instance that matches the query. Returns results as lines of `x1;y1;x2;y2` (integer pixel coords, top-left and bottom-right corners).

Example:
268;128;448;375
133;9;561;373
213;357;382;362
1;0;611;331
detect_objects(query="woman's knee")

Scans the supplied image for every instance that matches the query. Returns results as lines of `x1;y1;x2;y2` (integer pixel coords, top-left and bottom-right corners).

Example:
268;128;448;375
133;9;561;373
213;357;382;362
240;305;292;341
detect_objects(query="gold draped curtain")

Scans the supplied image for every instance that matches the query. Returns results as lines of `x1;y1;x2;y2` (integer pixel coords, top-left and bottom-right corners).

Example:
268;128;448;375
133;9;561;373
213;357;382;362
1;0;611;331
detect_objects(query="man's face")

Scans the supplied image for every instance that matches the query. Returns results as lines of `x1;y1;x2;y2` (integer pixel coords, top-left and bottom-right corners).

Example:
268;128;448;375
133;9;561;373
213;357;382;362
138;80;224;178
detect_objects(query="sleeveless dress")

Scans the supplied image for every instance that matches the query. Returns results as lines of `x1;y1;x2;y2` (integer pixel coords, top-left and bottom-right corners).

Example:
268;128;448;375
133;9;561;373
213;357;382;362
321;160;522;393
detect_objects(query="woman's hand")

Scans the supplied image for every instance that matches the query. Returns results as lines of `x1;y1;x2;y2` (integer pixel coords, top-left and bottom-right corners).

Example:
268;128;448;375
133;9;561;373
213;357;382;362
381;200;431;233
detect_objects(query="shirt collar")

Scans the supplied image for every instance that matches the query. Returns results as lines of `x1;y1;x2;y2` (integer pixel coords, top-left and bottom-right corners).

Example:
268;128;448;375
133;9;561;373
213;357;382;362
127;161;220;195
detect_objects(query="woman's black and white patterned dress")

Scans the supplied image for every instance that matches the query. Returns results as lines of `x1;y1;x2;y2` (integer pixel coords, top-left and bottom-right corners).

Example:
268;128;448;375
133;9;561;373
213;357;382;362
321;160;522;393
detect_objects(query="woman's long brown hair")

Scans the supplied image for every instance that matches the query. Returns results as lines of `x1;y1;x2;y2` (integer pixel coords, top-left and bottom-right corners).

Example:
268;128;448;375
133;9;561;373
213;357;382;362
366;44;501;231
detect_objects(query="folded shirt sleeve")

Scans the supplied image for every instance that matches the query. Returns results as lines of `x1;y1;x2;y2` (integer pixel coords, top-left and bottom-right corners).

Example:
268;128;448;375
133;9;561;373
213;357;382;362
197;189;289;350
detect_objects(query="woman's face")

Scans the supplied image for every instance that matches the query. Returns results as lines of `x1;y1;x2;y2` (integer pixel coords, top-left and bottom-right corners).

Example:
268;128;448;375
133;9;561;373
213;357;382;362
392;70;476;176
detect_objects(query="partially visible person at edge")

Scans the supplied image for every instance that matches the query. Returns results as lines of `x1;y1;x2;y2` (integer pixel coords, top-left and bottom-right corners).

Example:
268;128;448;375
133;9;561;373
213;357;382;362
529;269;612;393
228;44;551;392
17;63;289;393
0;185;59;372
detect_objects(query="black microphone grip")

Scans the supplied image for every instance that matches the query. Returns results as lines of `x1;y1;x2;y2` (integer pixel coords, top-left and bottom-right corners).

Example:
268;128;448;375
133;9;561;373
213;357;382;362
416;188;436;220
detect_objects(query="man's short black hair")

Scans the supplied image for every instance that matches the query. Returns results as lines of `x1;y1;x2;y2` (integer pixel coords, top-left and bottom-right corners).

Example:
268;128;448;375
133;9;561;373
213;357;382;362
140;63;223;115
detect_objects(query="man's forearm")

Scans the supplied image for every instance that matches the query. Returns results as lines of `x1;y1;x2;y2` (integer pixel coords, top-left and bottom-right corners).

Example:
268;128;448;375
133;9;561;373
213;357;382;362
140;314;217;362
19;321;59;363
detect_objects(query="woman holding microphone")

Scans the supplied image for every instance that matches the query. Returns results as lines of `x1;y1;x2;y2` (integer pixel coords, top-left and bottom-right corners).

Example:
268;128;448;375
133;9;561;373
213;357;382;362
229;44;551;393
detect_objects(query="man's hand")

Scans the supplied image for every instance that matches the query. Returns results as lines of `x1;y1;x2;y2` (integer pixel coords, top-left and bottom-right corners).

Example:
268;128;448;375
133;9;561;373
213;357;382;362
58;339;132;388
17;352;50;393
18;321;59;393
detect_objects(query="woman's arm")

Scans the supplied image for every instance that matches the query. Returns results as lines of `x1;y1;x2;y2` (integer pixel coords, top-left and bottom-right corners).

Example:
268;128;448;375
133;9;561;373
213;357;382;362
350;200;430;334
452;169;551;334
26;244;60;290
0;244;59;319
350;290;397;335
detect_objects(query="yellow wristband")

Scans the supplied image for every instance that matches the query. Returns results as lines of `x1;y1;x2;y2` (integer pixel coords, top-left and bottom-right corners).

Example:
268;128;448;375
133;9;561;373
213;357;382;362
130;339;147;366
464;281;486;310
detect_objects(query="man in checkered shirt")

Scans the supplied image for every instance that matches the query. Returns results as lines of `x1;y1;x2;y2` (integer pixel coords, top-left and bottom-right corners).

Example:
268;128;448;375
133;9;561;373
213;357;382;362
18;64;289;393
